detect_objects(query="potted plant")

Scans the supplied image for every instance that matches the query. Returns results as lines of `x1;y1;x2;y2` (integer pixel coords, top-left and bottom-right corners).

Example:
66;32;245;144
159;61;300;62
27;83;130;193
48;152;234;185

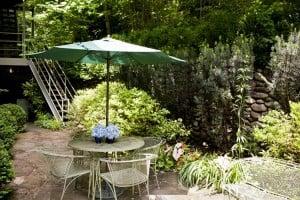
92;124;106;143
105;124;120;143
91;124;120;144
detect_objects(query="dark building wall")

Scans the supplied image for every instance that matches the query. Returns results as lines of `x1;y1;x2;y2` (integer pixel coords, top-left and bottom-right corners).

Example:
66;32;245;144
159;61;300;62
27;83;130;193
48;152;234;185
0;66;32;104
0;0;23;57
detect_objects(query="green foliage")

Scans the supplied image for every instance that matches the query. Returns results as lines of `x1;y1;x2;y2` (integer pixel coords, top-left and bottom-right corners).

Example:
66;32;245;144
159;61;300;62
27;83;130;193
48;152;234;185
0;119;16;150
34;113;62;131
0;104;26;149
0;143;14;199
230;36;254;158
0;104;27;132
176;149;202;171
68;82;190;142
270;30;300;112
192;35;253;150
0;105;23;198
179;155;246;192
22;79;47;114
240;0;276;66
253;102;300;162
156;146;176;171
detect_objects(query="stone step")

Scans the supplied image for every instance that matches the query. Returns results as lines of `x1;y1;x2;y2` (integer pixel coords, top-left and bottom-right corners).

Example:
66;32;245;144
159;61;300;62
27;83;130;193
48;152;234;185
149;195;193;200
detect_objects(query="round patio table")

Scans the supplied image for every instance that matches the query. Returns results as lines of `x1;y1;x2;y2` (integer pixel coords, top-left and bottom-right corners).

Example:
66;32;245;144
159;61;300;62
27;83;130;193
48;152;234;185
68;136;145;200
68;136;144;153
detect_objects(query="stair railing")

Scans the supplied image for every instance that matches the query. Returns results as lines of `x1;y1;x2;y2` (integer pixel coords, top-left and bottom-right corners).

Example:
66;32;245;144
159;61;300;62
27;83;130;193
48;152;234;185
28;59;62;121
33;58;66;112
50;60;76;99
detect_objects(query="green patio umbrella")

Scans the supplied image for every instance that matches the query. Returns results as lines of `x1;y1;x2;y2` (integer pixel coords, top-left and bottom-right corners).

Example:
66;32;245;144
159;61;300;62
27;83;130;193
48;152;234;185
30;36;186;126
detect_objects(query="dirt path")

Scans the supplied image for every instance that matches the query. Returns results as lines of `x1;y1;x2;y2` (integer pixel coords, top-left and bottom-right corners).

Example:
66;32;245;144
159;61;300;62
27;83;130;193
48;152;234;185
10;123;228;200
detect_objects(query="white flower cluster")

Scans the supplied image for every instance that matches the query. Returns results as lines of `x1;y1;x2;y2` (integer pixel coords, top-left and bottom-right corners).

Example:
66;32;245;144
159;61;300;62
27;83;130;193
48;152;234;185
92;124;120;139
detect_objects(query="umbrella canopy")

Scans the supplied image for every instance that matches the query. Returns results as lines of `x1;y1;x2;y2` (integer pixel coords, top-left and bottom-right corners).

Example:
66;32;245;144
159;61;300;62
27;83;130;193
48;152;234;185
30;37;185;65
29;36;186;126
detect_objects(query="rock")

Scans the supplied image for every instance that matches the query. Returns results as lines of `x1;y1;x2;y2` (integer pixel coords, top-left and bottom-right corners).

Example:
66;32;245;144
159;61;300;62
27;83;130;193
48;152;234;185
274;101;281;109
251;103;267;112
265;102;274;108
193;121;198;127
256;99;265;104
255;81;266;87
188;186;200;195
251;111;261;119
265;97;273;102
254;87;271;93
246;97;255;104
248;117;255;122
246;107;252;112
254;73;266;82
251;92;268;99
13;176;25;185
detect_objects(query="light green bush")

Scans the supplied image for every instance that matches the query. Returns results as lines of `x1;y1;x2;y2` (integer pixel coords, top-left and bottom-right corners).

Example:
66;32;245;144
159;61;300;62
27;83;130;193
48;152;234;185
253;102;300;162
34;113;62;131
68;82;190;142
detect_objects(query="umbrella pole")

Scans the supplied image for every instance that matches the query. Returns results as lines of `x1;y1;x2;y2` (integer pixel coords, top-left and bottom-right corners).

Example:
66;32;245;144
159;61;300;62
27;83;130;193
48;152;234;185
106;58;110;127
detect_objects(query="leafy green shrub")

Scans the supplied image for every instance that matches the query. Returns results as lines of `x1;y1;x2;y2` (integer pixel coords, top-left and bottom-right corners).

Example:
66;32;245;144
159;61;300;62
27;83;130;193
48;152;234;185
68;82;190;142
22;79;47;114
270;30;300;112
0;120;17;150
176;149;202;171
156;146;176;171
0;104;26;149
0;143;14;199
0;104;26;132
34;113;62;131
179;155;245;192
253;102;300;162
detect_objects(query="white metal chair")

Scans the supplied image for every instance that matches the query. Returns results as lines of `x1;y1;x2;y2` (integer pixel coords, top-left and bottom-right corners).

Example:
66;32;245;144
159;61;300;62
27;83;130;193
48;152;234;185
138;137;165;188
99;153;157;200
36;149;90;200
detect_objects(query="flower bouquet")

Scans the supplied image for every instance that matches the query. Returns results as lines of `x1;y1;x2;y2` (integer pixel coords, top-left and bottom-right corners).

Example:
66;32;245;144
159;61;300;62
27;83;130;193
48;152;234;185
92;124;120;144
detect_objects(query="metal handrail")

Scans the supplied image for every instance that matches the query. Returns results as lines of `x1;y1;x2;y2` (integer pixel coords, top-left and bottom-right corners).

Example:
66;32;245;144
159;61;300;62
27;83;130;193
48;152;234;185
34;58;65;112
53;60;76;97
0;32;23;35
41;59;67;99
28;59;62;121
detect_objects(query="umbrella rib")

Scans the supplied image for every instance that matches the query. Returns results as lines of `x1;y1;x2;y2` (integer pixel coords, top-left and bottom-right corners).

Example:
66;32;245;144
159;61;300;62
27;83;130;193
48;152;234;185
74;50;90;63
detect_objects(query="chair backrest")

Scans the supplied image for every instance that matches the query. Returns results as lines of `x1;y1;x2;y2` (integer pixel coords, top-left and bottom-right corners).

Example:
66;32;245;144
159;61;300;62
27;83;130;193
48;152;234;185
36;149;85;178
140;137;165;156
100;153;157;186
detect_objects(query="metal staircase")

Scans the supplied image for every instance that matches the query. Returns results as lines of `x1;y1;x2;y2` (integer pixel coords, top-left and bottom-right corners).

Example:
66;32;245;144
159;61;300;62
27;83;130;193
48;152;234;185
28;58;76;121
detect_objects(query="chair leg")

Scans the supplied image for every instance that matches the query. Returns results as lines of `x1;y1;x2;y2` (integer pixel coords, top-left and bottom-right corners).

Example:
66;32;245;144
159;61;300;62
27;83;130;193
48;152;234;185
137;184;141;196
153;163;160;189
60;179;68;200
146;180;150;200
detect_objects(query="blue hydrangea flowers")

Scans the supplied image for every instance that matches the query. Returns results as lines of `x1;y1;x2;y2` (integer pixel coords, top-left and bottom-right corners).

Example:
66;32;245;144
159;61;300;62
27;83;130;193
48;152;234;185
92;124;120;143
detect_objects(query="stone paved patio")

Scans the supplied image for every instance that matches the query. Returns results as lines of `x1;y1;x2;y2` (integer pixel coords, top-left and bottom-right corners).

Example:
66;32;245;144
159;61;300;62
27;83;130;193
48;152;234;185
10;124;229;200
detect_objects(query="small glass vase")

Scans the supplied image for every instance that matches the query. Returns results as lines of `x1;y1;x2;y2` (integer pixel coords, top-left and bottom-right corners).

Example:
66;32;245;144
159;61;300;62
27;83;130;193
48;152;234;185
106;138;115;144
94;137;102;144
